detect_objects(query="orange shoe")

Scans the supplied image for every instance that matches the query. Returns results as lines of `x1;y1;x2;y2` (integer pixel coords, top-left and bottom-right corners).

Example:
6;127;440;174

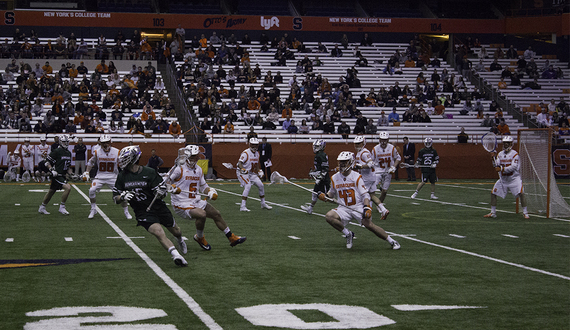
523;213;530;219
229;234;247;247
193;234;211;251
483;213;497;218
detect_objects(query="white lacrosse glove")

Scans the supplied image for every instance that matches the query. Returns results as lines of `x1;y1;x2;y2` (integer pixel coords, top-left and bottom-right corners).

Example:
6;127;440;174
167;184;181;194
156;184;168;199
207;188;218;200
388;166;396;174
258;169;264;179
120;191;134;201
51;169;58;177
81;171;90;181
239;168;248;175
431;163;437;168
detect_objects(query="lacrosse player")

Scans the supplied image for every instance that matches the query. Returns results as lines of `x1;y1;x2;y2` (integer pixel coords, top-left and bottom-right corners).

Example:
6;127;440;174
166;145;246;250
7;149;22;181
483;136;529;219
319;151;400;250
112;145;188;267
35;136;50;182
371;132;401;220
237;137;272;212
83;135;132;220
411;137;439;200
353;136;383;213
301;139;331;214
38;134;73;215
22;138;36;182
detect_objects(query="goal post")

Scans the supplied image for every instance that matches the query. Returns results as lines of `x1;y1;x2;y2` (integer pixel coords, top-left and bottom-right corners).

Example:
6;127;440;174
517;128;570;218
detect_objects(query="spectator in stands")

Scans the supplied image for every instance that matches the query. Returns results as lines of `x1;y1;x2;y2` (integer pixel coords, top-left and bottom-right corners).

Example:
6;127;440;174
242;33;252;45
361;33;373;46
404;56;415;68
497;119;511;134
434;100;446;117
337;121;350;139
387;107;400;123
281;116;292;131
536;108;551;127
287;120;298;134
493;47;504;59
457;127;469;143
331;45;343;57
542;65;557;79
506;45;518;59
522;78;541;90
481;113;493;127
489;59;502;72
498;77;508;89
523;46;534;60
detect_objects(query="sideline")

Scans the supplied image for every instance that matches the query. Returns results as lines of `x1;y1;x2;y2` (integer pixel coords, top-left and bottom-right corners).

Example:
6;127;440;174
72;185;223;330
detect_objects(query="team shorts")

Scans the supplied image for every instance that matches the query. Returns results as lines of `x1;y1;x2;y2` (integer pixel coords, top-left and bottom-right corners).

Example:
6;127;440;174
49;176;68;191
136;203;176;230
492;178;523;199
314;179;331;194
362;177;377;193
23;157;34;172
173;199;208;220
332;206;364;226
90;178;118;193
375;172;392;191
421;171;438;184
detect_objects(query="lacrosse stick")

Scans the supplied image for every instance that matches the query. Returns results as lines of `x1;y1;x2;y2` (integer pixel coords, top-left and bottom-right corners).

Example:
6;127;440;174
22;171;31;183
399;163;432;168
481;132;505;189
222;162;236;170
3;170;14;182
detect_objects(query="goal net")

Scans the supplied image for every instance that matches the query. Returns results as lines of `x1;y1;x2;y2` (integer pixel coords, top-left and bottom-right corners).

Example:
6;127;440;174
518;129;570;218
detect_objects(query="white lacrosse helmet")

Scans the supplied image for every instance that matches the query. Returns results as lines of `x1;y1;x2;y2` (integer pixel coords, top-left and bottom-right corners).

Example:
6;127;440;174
249;137;259;152
118;145;142;169
59;134;70;148
502;135;513;152
24;137;30;143
13;149;20;156
354;136;366;151
40;136;46;142
100;134;112;151
337;151;355;173
313;139;326;153
424;137;433;148
379;131;389;148
184;145;200;167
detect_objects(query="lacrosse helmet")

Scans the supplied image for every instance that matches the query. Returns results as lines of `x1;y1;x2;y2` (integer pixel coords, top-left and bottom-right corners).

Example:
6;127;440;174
249;137;259;152
313;139;326;153
118;145;141;169
100;134;112;151
184;145;200;167
337;151;355;173
502;135;513;152
24;137;30;144
59;134;70;148
13;149;20;157
379;132;389;148
39;136;47;143
424;137;433;148
354;136;366;152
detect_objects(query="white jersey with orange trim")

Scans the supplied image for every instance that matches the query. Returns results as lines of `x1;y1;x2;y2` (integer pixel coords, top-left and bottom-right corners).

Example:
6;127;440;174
35;143;50;165
87;147;120;180
168;163;209;209
22;144;34;159
355;147;376;184
238;148;260;174
371;143;401;173
8;154;21;169
496;149;521;182
329;170;370;210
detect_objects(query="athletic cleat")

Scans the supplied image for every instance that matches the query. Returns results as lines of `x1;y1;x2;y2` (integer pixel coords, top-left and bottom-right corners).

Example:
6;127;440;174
261;203;273;210
430;195;439;200
124;210;133;220
173;255;188;267
381;209;390;220
178;238;188;254
300;205;313;214
411;192;418;199
59;206;69;215
193;234;212;251
376;205;382;214
523;213;530;219
346;231;354;249
391;240;401;250
483;213;497;218
88;208;97;219
240;206;250;212
38;205;50;215
229;234;247;247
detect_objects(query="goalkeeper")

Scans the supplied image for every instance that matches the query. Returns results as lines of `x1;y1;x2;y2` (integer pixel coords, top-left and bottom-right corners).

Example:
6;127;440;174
165;145;246;251
301;139;331;214
112;145;188;267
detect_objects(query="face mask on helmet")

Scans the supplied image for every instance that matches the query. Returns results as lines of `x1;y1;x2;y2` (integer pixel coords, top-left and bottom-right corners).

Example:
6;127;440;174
337;152;355;173
354;137;365;152
313;139;325;153
424;138;433;148
184;145;200;167
119;146;141;169
59;135;70;148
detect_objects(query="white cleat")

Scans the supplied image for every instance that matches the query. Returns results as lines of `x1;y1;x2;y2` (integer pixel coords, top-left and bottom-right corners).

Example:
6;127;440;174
38;205;50;215
178;238;188;255
346;231;354;249
88;208;97;219
300;205;313;214
261;203;273;210
430;195;439;200
124;210;133;220
240;206;250;212
173;255;188;267
59;206;69;215
381;209;390;220
411;192;418;199
391;240;401;250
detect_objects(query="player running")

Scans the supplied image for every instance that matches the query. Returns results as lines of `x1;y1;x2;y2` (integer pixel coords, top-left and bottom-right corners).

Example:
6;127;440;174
411;137;439;200
319;151;400;250
22;138;36;182
38;134;73;215
301;139;331;214
483;136;530;219
371;132;401;220
353;136;384;215
166;145;246;250
83;135;132;219
113;145;188;267
237;138;272;212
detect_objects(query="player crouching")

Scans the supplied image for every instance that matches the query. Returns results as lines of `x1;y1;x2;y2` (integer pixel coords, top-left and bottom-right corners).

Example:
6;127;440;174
166;145;246;250
319;151;400;250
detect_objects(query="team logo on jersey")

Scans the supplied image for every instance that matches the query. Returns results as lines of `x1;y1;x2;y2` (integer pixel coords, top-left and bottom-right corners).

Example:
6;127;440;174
0;258;127;269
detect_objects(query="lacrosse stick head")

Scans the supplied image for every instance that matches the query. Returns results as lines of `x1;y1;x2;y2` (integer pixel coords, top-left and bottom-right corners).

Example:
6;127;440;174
222;162;235;169
270;171;288;185
481;132;498;153
22;171;31;183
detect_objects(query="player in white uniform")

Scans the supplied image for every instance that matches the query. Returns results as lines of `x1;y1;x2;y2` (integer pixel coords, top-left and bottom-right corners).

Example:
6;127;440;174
166;145;247;250
484;136;530;219
35;136;51;182
21;138;36;182
371;132;401;220
237;138;272;212
7;150;22;181
83;135;132;219
353;136;384;215
318;151;400;250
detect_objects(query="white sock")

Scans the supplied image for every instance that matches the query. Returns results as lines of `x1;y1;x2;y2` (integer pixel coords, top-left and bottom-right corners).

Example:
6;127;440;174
342;228;350;236
196;230;204;238
168;246;181;257
241;200;246;207
522;207;528;214
491;206;496;214
123;206;129;212
260;197;266;203
91;202;96;209
386;236;395;244
223;227;230;235
378;203;387;212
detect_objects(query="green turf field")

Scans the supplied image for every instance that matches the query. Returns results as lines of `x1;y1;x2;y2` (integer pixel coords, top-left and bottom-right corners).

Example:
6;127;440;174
1;179;569;330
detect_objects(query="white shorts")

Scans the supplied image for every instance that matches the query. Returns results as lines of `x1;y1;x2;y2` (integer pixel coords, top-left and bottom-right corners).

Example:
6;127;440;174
362;177;377;193
375;172;392;191
173;199;208;219
332;206;364;226
90;178;117;193
23;157;34;172
237;171;264;189
492;178;523;199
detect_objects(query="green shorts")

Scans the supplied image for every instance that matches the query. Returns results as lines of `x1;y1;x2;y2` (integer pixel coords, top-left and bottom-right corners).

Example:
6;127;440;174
135;203;176;231
421;171;438;184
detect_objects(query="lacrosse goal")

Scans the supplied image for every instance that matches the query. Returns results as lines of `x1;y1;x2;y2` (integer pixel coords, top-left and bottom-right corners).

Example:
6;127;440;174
517;129;570;218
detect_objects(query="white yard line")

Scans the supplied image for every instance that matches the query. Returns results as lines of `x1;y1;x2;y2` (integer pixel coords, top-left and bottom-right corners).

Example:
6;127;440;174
72;185;223;330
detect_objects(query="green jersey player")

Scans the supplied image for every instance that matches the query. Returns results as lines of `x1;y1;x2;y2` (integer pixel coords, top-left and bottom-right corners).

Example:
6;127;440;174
112;145;188;267
301;139;331;214
411;137;439;200
38;134;73;215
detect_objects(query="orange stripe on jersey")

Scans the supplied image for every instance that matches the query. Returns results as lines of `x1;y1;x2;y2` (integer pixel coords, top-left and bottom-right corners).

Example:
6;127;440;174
240;174;249;184
172;165;183;182
174;205;197;210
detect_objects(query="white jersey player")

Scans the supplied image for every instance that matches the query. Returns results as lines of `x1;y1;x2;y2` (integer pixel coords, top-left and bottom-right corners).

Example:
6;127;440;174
7;150;22;181
21;138;35;181
166;145;246;250
319;151;400;250
83;135;132;219
35;136;50;181
371;132;401;220
353;136;384;215
237;138;272;212
484;136;529;219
